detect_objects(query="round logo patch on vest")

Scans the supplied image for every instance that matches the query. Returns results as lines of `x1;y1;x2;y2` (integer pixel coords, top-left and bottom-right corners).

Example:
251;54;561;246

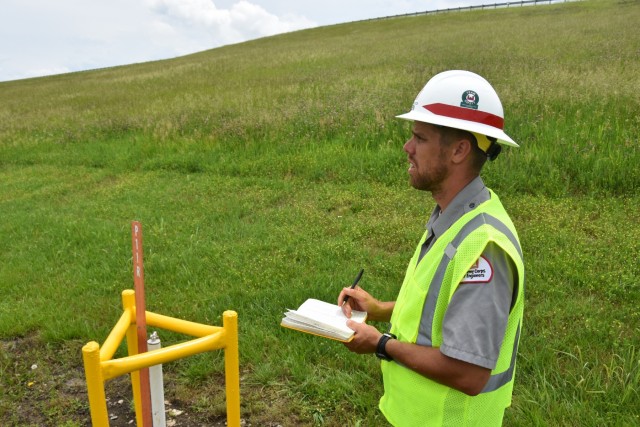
461;255;493;283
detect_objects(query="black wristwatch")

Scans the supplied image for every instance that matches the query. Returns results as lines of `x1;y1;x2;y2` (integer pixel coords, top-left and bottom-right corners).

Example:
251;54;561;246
376;333;396;361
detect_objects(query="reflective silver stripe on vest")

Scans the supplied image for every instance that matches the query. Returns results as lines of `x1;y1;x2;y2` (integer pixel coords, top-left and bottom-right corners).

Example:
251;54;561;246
481;322;521;393
416;212;522;341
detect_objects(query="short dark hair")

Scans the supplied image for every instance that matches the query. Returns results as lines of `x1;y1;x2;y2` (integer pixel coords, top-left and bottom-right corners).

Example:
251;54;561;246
436;126;487;172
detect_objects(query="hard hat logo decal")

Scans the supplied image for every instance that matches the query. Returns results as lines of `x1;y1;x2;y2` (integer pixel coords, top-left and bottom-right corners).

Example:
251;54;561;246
460;90;479;110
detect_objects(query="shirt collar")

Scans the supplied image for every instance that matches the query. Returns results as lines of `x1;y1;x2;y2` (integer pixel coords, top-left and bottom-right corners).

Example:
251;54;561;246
426;176;490;239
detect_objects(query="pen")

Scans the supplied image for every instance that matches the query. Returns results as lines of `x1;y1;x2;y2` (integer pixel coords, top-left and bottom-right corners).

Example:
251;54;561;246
342;268;364;305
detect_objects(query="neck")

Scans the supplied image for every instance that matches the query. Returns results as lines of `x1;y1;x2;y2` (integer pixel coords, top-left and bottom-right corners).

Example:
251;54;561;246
432;174;478;212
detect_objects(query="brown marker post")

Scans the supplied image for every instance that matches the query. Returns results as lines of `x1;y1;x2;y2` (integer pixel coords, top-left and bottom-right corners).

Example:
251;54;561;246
132;221;153;427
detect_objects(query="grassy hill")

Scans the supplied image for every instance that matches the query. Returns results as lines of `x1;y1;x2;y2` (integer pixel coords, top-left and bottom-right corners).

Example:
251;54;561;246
1;0;638;425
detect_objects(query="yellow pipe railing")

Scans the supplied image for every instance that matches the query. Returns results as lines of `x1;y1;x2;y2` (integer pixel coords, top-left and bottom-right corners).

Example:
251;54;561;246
82;289;240;427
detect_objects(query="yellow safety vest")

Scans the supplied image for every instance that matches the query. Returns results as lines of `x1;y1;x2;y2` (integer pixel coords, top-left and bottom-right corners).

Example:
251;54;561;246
380;190;524;427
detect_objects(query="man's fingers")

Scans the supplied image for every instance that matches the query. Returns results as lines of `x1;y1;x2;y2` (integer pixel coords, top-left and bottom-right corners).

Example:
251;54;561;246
342;302;352;318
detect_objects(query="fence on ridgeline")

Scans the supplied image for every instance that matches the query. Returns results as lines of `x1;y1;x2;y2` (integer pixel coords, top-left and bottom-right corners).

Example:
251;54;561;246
360;0;581;22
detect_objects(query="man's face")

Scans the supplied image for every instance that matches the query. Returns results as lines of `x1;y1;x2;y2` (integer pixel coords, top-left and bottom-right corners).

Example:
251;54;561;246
403;121;449;192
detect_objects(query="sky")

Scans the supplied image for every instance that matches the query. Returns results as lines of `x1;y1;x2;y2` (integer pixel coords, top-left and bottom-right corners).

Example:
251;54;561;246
1;0;494;83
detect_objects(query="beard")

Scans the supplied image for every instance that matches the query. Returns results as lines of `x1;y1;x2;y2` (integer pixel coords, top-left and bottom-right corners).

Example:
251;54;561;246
409;149;449;193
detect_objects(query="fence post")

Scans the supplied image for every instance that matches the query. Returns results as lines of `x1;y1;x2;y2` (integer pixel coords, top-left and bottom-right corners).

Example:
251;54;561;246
82;341;109;427
223;310;241;427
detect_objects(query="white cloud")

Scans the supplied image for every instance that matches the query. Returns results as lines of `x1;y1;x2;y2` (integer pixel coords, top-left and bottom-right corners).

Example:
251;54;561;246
146;0;316;46
0;0;317;81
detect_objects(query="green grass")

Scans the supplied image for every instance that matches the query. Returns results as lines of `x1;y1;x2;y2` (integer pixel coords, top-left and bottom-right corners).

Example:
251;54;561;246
0;0;639;425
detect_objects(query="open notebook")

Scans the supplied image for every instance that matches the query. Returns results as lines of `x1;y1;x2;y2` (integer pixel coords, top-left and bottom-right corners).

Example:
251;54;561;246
280;298;367;342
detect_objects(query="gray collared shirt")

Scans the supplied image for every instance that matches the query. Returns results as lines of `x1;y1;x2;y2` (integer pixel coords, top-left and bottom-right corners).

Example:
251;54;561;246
418;176;516;370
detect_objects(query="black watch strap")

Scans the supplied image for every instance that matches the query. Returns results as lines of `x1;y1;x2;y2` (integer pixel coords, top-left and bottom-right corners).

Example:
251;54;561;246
376;333;396;361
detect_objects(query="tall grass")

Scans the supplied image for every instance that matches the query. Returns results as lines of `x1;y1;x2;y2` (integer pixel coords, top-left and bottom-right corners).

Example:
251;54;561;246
0;0;638;425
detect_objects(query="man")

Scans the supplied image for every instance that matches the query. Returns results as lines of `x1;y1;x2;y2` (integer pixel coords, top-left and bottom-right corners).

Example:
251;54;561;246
338;70;524;426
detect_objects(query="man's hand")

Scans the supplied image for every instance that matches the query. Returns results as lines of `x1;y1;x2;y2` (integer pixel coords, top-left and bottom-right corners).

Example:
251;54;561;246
343;320;381;354
338;286;395;322
338;286;373;317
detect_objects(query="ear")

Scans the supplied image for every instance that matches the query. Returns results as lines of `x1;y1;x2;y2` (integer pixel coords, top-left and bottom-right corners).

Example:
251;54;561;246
450;137;473;165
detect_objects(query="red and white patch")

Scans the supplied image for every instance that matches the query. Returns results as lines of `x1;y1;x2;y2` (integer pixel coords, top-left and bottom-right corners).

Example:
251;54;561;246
461;256;493;284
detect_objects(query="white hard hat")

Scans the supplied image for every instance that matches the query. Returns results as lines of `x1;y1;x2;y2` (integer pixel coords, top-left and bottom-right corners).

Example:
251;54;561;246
396;70;518;147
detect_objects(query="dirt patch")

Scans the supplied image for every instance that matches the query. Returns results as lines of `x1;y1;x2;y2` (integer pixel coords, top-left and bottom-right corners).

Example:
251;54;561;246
0;334;285;426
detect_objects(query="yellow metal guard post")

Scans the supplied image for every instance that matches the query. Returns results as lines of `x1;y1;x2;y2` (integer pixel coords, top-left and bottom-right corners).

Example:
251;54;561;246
82;342;108;425
82;289;240;426
223;310;241;427
123;289;144;427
